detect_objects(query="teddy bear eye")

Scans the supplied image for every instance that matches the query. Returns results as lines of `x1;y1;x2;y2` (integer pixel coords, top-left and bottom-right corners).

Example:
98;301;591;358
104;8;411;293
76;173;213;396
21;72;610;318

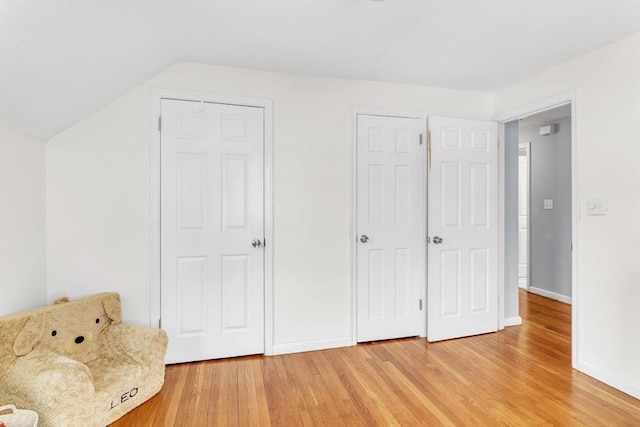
51;330;57;337
95;318;100;324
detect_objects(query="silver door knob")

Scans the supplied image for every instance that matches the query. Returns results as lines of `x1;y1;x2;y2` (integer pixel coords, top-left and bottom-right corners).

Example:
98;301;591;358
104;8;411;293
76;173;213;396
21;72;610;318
360;235;369;243
433;236;443;244
252;239;262;248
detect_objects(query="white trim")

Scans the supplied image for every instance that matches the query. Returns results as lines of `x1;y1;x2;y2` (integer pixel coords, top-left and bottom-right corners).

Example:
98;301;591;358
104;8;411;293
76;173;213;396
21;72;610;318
503;316;522;327
576;359;640;399
350;107;428;344
149;88;275;356
350;110;357;345
351;106;428;120
422;119;429;339
528;287;572;305
518;141;531;292
272;336;353;356
263;98;275;356
570;94;580;370
497;123;506;330
495;89;580;370
492;90;574;122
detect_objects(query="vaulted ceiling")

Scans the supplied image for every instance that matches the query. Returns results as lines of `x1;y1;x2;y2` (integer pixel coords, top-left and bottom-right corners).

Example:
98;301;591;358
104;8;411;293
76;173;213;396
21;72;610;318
1;0;639;139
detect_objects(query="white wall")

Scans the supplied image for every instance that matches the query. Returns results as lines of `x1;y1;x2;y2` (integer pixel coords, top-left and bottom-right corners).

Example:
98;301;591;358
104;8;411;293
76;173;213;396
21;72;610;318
46;63;491;350
0;125;47;315
493;33;640;398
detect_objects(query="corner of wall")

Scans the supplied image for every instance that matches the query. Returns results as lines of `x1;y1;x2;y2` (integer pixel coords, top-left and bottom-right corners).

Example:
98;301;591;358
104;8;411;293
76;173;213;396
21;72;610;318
0;124;48;315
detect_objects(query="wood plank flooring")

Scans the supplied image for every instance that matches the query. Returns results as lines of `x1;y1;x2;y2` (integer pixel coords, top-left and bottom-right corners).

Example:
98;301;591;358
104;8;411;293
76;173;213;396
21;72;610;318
110;290;639;426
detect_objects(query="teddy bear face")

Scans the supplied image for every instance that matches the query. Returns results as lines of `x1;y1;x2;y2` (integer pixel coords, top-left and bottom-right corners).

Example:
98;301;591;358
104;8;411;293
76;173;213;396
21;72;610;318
36;305;113;363
13;293;122;363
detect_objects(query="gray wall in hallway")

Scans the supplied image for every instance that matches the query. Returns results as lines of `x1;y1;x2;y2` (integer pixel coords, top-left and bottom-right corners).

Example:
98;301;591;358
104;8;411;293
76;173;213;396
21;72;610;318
520;115;572;298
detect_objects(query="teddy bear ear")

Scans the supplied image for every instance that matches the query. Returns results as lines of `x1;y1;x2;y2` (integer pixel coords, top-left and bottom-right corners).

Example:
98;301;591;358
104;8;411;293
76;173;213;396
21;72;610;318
14;313;46;356
103;295;122;324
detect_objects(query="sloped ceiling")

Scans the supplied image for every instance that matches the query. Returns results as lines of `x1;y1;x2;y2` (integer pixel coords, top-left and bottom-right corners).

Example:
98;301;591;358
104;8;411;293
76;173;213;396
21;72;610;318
1;0;639;139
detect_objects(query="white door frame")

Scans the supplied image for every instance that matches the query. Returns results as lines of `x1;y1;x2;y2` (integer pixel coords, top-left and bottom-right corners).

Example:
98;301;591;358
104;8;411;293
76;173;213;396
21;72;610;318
518;141;531;291
493;89;579;368
149;89;275;356
350;107;428;344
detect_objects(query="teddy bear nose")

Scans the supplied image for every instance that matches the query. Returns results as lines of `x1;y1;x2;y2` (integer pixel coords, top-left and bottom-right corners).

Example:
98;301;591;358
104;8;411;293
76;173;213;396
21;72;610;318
75;336;85;344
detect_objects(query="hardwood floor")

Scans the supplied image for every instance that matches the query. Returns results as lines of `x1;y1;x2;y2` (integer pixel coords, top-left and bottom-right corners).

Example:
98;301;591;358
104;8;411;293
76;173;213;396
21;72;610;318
111;290;639;426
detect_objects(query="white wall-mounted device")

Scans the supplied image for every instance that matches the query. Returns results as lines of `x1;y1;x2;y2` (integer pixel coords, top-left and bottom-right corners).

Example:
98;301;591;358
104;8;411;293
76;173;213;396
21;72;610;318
540;124;555;136
586;198;607;215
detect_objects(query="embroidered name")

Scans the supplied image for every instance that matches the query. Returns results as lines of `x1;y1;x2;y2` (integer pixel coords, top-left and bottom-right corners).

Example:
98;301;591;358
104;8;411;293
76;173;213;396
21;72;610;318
110;387;139;409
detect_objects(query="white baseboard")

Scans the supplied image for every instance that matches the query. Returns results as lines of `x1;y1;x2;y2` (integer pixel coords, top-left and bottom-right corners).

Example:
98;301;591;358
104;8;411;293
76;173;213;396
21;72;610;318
504;316;523;327
576;359;640;399
272;336;353;356
518;278;528;289
528;286;572;305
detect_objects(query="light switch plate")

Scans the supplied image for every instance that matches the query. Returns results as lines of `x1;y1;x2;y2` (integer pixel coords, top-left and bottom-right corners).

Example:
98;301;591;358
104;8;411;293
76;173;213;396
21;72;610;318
544;199;554;210
587;198;607;215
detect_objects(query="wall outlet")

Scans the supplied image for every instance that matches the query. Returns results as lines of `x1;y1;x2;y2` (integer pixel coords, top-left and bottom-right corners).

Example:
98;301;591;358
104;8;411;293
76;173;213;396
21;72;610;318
544;199;554;210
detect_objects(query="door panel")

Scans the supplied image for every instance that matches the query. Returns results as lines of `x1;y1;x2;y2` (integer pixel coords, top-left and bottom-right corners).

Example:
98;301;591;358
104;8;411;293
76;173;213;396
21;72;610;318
428;116;498;342
356;114;424;342
161;99;264;363
177;256;206;333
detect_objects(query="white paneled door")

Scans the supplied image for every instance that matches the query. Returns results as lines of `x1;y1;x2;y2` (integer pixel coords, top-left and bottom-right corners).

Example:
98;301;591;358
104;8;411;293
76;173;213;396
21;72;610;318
356;114;424;342
427;117;498;342
161;99;264;364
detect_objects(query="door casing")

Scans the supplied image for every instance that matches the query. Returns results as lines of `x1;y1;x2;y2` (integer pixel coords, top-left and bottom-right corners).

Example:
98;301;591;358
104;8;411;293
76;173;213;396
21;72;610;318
493;89;579;368
150;89;275;356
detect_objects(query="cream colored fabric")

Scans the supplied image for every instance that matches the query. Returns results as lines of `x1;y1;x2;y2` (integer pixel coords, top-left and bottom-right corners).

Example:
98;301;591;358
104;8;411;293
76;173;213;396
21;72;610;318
0;293;168;427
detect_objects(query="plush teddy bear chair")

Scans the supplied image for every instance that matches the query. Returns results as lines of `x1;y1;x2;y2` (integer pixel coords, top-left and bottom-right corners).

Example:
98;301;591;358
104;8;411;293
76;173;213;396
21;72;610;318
0;293;168;427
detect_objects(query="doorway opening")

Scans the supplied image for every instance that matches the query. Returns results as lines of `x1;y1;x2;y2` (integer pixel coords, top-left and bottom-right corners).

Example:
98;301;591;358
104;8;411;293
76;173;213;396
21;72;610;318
517;104;573;304
498;95;577;366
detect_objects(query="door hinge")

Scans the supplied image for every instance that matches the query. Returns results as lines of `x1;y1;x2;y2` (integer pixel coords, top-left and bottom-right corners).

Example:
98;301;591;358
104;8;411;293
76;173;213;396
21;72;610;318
419;299;423;310
419;133;424;145
158;318;162;328
158;116;162;132
570;242;573;251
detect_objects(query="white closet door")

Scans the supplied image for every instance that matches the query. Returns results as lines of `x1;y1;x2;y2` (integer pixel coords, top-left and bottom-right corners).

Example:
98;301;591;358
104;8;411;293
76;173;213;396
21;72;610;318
427;116;499;342
161;98;264;363
356;114;424;342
